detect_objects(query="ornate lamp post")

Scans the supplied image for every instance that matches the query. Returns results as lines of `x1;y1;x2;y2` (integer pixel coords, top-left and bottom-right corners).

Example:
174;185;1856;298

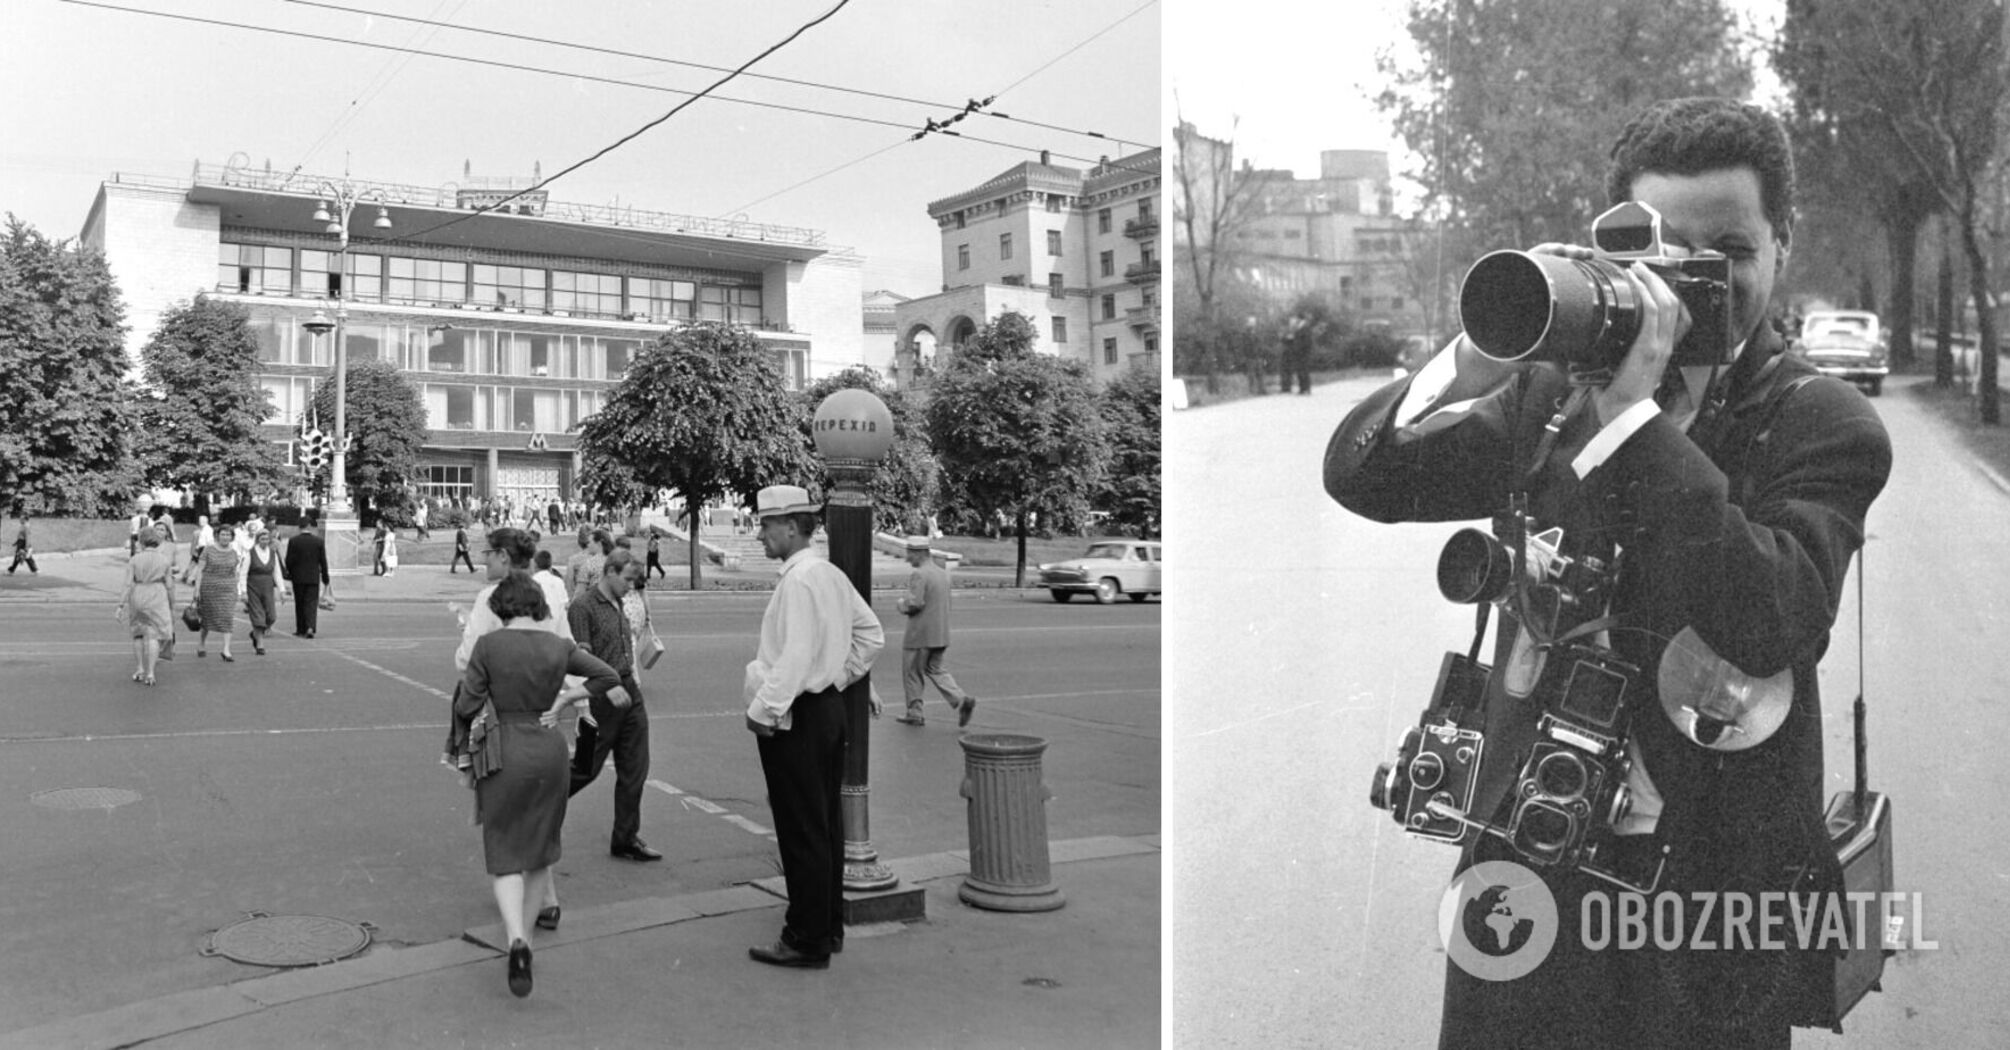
812;388;898;892
299;181;390;569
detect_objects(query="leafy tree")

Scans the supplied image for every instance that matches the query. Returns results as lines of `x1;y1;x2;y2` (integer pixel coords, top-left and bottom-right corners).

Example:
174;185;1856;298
801;365;939;533
1376;0;1751;250
1776;0;2004;421
926;311;1110;585
308;358;428;519
1172;116;1269;392
1093;366;1160;537
134;296;289;504
575;322;812;587
0;216;137;516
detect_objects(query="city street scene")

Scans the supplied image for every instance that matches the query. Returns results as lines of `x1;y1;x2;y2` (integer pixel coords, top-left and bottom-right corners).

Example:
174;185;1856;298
1;2;1159;1047
1171;0;2008;1048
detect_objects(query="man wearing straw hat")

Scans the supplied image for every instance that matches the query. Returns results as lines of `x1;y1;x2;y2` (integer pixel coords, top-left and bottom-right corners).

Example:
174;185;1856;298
742;484;884;969
893;535;977;728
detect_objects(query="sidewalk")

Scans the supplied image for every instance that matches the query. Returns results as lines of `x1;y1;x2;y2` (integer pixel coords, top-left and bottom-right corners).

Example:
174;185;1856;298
0;836;1160;1050
0;549;1026;605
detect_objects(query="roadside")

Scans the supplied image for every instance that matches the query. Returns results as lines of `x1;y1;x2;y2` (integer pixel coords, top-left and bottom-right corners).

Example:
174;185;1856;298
1902;368;2010;494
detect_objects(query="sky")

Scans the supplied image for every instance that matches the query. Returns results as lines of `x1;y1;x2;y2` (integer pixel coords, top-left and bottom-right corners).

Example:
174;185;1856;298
1;0;1161;296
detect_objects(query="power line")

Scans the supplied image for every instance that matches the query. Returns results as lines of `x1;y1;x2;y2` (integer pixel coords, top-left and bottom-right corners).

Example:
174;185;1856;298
393;0;856;243
293;0;471;173
276;0;1142;145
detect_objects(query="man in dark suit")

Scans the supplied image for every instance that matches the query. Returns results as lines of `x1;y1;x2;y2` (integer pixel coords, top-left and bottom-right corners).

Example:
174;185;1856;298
282;516;332;638
1325;98;1890;1049
449;524;475;573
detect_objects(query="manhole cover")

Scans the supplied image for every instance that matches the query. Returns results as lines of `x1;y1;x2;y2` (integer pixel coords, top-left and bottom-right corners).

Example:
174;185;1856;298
202;913;373;967
31;787;141;810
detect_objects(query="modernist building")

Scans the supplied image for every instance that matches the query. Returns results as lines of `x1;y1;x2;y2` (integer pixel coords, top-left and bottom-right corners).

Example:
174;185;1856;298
890;147;1160;386
81;160;863;507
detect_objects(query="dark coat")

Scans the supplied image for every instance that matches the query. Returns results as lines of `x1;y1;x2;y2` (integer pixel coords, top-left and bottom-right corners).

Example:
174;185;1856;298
282;529;331;587
1324;326;1891;1045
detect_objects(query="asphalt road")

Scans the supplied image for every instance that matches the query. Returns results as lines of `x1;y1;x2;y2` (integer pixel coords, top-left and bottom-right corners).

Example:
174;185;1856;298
1168;373;2010;1048
0;590;1159;1031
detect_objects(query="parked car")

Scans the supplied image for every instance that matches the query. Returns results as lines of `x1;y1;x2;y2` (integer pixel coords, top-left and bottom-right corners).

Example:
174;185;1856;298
1794;310;1887;396
1038;540;1162;604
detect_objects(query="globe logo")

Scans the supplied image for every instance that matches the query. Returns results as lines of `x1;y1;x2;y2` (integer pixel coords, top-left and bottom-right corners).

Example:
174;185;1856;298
1437;860;1559;981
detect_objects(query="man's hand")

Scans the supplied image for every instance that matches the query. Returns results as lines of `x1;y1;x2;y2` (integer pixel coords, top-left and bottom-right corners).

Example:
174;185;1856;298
745;715;776;738
1524;246;1690;425
606;685;633;709
867;680;885;719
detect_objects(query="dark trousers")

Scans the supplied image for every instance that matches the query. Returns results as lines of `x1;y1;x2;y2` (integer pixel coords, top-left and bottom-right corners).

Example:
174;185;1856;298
568;675;649;846
646;552;665;579
756;686;847;952
7;551;34;574
292;583;321;634
449;550;476;572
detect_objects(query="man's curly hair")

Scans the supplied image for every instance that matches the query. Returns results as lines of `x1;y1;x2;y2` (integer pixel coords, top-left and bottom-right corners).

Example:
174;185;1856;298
1607;97;1795;241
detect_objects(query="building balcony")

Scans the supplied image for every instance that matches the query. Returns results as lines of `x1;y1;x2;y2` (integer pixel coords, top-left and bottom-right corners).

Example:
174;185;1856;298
1123;261;1160;285
1125;305;1159;333
1123;216;1158;239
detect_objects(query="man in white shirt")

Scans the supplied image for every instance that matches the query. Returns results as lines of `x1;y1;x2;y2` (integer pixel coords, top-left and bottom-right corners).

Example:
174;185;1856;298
742;484;884;970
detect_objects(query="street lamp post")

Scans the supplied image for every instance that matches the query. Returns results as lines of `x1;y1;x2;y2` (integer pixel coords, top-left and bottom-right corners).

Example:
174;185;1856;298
301;181;390;571
811;389;900;894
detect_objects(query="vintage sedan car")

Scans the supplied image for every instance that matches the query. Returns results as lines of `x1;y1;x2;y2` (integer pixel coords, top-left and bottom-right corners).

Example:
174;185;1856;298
1794;312;1888;396
1038;540;1162;604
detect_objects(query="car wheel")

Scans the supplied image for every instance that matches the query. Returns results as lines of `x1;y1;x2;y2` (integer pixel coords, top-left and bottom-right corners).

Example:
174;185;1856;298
1095;577;1119;604
1128;591;1149;603
1050;589;1072;603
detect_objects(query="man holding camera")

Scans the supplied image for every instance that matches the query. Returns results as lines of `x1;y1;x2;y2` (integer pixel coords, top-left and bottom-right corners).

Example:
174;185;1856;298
1325;98;1890;1049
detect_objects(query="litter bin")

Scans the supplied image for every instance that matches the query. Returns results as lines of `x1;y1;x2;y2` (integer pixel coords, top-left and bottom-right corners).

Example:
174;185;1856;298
958;733;1065;912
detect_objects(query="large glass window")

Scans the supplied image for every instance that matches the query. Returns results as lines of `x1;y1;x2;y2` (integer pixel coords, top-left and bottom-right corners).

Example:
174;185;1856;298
444;386;475;429
346;254;382;302
628;277;695;321
421;465;474;500
604;337;639;377
699;285;729;322
428;327;469;373
387;257;467;305
299;250;337;298
217;244;291;295
730;286;763;325
344;323;384;364
999;232;1013;260
1052;316;1068;344
472;265;547;310
553;271;623;317
247;315;287;363
1047;229;1063;256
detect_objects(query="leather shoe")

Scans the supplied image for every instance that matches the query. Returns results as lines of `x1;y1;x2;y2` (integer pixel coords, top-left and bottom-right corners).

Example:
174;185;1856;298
895;714;925;726
958;696;977;727
748;939;829;970
507;939;532;997
535;906;560;931
610;839;662;862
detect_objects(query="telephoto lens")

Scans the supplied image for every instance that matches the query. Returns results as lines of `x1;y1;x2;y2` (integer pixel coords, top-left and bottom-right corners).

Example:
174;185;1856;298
1458;251;1644;371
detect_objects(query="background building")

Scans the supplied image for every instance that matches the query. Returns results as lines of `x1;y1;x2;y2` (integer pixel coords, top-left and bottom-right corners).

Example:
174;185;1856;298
82;160;863;506
891;147;1160;386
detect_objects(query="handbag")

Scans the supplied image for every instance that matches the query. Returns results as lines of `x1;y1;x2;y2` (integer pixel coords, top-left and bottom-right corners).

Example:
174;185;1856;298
639;629;666;670
318;582;336;612
180;604;202;631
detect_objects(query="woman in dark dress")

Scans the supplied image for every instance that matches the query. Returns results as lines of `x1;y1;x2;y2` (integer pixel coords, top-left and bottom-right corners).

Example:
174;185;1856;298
185;524;242;660
456;571;624;997
242;527;279;655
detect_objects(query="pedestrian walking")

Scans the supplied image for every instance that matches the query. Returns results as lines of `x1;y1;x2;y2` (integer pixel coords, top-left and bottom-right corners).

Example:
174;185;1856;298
282;516;331;638
566;551;659;862
7;521;37;575
412;501;431;542
645;528;665;580
741;485;885;969
562;528;593;594
242;525;279;655
191;515;213;565
893;536;977;727
119;528;177;685
184;523;243;661
451;570;624;998
381;528;399;577
129;504;149;557
450;523;476;573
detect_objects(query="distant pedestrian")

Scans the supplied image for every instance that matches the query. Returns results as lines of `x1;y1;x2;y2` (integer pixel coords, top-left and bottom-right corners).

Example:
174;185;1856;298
450;524;476;573
413;501;431;542
185;523;242;661
282;516;331;638
547;500;562;533
372;522;389;576
381;529;399;577
119;528;177;685
7;521;36;575
242;525;279;655
191;515;213;565
742;485;885;969
893;536;976;727
129;505;148;556
562;528;593;595
452;570;624;998
645;528;665;579
567;551;658;863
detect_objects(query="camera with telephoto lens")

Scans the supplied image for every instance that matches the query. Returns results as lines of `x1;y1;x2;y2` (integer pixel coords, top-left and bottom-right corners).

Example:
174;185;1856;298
1457;201;1736;375
1369;652;1489;843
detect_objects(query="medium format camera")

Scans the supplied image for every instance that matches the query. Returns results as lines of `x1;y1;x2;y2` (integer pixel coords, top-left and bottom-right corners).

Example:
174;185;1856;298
1457;201;1736;374
1505;644;1641;875
1370;652;1489;843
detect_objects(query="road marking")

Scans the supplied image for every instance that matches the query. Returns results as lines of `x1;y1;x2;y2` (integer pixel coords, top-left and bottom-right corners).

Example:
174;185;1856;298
319;645;455;701
648;779;773;839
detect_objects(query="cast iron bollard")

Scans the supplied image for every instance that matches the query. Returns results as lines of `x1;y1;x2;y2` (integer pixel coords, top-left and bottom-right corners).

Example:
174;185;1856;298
958;733;1065;912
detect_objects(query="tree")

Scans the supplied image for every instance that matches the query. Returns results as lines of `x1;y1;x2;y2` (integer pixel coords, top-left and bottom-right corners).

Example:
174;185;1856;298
308;358;428;519
926;311;1109;585
801;365;939;533
1093;366;1160;537
1172;116;1268;392
0;216;137;517
1376;0;1751;250
134;296;289;505
1776;0;2005;422
575;322;812;588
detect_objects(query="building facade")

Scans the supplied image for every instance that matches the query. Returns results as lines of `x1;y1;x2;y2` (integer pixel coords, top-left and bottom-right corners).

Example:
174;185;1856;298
890;148;1160;386
82;161;862;507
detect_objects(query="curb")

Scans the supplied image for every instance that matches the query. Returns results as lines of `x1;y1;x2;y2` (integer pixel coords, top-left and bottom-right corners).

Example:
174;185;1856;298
0;835;1158;1050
